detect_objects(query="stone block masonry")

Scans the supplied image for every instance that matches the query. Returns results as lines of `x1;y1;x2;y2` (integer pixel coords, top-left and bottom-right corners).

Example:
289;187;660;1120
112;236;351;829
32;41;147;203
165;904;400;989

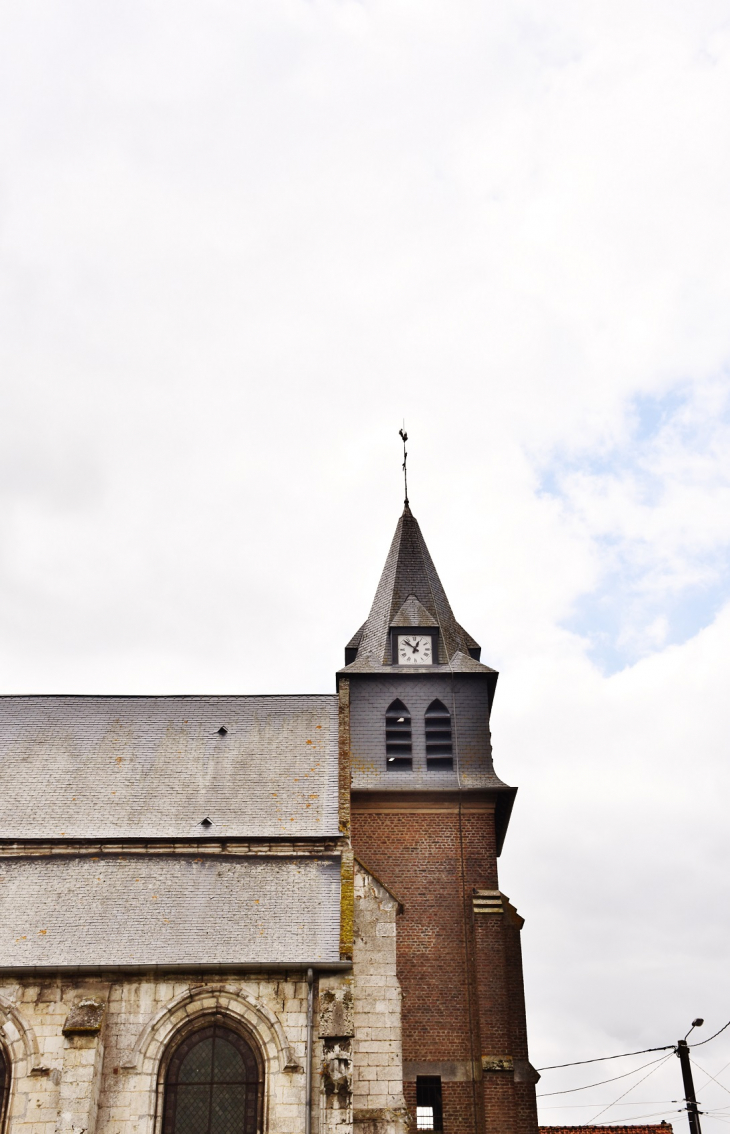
351;864;407;1134
0;975;316;1134
0;861;405;1134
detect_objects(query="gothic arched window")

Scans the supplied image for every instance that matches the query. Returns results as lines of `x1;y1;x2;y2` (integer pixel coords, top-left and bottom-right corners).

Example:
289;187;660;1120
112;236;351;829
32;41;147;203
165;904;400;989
162;1021;262;1134
385;699;412;770
425;699;453;770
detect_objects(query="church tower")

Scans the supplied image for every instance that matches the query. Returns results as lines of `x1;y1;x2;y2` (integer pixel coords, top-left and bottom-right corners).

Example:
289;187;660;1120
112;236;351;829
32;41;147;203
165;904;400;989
0;496;537;1134
339;504;539;1134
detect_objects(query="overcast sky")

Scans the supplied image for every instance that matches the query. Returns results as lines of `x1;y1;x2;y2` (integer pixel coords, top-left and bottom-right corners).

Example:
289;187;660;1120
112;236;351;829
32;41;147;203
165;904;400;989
3;1;730;1125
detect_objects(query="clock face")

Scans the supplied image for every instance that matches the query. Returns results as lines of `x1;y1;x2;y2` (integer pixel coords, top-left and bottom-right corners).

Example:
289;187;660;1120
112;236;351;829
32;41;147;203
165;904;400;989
397;634;433;665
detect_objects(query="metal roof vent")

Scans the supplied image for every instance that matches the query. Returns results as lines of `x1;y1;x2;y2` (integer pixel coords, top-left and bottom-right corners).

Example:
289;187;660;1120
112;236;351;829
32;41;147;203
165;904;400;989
200;817;213;829
217;726;228;736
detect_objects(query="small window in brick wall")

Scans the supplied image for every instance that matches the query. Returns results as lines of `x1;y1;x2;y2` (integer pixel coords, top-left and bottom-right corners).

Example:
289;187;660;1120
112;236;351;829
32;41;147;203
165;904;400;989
416;1076;443;1131
385;699;412;770
425;699;453;769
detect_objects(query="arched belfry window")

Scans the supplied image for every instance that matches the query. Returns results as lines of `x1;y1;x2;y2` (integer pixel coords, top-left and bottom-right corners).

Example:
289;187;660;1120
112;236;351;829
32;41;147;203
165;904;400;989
162;1021;262;1134
386;699;412;770
425;700;453;770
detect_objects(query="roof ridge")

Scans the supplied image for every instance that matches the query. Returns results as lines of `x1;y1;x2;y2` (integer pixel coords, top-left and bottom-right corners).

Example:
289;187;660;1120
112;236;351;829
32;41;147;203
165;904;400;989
0;693;339;700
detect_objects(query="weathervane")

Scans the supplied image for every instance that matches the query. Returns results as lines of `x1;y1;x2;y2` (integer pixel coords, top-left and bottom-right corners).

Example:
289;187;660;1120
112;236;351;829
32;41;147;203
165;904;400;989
399;424;409;507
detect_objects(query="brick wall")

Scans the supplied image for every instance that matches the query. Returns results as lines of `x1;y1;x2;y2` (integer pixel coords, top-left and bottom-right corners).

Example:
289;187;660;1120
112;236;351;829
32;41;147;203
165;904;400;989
347;664;538;1134
352;803;537;1134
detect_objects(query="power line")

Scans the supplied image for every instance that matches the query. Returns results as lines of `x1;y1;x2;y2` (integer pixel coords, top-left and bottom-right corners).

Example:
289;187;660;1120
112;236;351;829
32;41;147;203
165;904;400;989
538;1057;730;1129
537;1045;675;1072
695;1056;730;1091
585;1108;685;1125
587;1050;676;1123
537;1055;672;1097
540;1107;686;1127
691;1058;730;1099
537;1019;730;1073
693;1022;730;1049
540;1101;681;1109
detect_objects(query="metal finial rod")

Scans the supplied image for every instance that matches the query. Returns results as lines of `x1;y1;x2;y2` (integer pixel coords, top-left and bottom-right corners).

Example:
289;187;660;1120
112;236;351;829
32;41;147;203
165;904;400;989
399;425;409;506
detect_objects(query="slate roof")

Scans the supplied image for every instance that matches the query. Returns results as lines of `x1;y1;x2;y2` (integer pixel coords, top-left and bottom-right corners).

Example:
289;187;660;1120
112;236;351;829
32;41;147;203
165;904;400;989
0;853;341;967
341;505;496;674
0;695;339;840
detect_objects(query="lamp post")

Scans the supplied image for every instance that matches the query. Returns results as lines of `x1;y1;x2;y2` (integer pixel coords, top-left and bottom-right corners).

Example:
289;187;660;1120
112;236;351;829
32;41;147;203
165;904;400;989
677;1018;704;1134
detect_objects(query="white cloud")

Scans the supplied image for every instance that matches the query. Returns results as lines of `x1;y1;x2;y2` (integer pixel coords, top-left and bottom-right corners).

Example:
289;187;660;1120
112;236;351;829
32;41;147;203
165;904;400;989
1;0;730;1120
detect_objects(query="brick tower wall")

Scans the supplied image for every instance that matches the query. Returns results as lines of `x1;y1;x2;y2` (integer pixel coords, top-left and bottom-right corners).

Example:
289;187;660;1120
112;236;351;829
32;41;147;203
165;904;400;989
352;803;537;1134
347;674;538;1134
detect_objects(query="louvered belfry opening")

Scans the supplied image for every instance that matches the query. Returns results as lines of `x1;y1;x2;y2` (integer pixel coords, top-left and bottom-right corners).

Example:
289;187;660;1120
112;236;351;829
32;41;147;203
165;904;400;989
425;699;453;769
385;698;412;770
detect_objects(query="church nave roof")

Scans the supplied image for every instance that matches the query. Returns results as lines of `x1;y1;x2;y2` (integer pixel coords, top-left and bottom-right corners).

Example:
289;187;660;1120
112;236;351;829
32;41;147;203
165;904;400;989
0;694;340;840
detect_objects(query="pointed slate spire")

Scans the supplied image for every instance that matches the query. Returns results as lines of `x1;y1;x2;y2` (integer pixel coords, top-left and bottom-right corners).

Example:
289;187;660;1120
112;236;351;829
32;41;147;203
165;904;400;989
344;505;491;672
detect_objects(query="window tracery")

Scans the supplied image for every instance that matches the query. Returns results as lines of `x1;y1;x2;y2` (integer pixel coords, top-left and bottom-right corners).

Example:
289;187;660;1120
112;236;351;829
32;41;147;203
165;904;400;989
162;1021;262;1134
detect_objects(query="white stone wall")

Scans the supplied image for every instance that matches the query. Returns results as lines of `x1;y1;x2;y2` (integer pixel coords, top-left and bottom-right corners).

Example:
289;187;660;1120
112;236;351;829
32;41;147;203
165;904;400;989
0;865;405;1134
0;976;319;1134
351;865;408;1134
